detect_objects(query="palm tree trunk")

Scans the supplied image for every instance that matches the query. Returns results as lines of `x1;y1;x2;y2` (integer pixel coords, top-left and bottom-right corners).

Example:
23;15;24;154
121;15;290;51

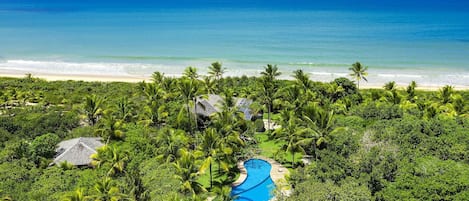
186;103;194;141
209;162;213;190
313;143;317;161
267;104;271;131
193;98;198;148
186;104;191;131
292;152;295;168
193;97;198;130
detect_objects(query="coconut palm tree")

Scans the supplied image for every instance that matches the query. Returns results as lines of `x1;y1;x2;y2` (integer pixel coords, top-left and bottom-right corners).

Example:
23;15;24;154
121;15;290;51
141;82;166;103
259;64;281;131
210;97;245;175
280;85;305;114
424;104;438;119
95;110;125;141
202;76;217;94
24;73;34;82
258;78;275;131
327;82;346;103
381;81;401;104
211;91;247;170
160;77;177;94
208;62;226;81
212;109;245;150
220;89;236;110
300;103;342;160
83;94;104;126
438;85;454;104
212;181;232;201
140;82;168;128
451;94;465;115
406;81;417;102
384;81;397;91
108;149;129;177
91;145;129;177
124;170;148;201
151;71;165;84
92;177;129;201
385;90;402;105
215;143;236;176
177;78;200;136
114;97;135;123
208;62;226;93
142;101;168;128
172;149;206;196
155;128;189;163
61;188;90;201
349;62;368;89
261;64;281;81
199;128;220;190
183;66;199;80
272;113;308;168
292;69;312;93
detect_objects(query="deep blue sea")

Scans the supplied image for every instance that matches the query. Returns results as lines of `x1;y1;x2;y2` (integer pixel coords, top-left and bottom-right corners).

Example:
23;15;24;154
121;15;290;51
0;0;468;86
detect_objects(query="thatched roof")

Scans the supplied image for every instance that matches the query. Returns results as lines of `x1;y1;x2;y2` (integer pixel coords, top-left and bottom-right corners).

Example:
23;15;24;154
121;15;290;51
195;94;224;117
195;94;253;120
52;137;103;166
236;98;253;120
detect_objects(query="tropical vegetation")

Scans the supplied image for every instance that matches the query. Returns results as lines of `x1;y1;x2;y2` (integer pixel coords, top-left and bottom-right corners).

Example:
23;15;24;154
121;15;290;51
0;62;468;201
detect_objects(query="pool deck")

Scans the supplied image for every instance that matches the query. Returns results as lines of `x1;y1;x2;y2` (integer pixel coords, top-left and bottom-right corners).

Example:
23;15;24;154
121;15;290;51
232;156;291;199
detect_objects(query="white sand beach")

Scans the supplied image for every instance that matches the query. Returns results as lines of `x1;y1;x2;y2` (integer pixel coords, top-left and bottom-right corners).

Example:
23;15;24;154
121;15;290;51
0;71;150;83
1;70;468;91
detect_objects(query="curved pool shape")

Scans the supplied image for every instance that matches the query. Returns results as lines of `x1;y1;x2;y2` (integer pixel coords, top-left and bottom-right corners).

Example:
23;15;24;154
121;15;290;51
231;159;276;201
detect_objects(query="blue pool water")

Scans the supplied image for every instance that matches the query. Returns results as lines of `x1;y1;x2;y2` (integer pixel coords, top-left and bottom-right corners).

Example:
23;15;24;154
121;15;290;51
231;159;276;201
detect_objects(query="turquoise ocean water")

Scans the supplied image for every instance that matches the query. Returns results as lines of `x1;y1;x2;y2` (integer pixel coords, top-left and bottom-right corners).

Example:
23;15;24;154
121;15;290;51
0;1;468;86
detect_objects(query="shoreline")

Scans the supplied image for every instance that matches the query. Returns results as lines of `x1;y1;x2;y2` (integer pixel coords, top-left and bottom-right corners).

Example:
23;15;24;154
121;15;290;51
0;72;151;83
1;71;468;91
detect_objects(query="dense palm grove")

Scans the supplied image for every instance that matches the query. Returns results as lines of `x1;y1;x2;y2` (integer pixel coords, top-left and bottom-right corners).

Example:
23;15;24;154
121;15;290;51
1;62;468;201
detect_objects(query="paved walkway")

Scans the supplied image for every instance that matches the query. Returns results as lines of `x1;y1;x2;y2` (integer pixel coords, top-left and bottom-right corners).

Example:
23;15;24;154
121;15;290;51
232;160;248;187
232;156;291;199
263;119;281;130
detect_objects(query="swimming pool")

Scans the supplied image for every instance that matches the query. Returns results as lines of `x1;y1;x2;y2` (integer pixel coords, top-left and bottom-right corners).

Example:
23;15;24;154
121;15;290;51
231;159;276;201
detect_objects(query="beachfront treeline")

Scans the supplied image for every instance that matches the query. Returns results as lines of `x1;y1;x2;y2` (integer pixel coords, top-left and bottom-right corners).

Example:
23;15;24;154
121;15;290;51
0;63;468;201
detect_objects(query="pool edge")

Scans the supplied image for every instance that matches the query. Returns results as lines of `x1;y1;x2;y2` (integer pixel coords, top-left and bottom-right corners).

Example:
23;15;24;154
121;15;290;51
231;160;249;187
232;156;291;198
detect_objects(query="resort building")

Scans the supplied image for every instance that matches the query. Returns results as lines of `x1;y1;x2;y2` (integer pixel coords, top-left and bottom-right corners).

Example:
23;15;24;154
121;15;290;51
195;94;254;120
51;137;104;167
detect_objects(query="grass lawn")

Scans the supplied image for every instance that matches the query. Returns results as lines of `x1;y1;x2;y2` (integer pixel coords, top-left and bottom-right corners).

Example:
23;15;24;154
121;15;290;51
256;132;279;158
198;162;238;190
262;113;282;121
255;132;303;169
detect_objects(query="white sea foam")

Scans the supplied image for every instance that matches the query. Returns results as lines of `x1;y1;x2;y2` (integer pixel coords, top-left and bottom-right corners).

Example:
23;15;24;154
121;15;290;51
0;59;191;77
333;73;348;77
0;59;207;78
0;59;468;87
377;73;423;78
1;60;129;75
312;72;333;76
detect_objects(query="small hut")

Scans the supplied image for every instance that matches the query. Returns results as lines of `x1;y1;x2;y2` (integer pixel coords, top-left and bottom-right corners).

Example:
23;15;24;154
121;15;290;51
52;137;103;167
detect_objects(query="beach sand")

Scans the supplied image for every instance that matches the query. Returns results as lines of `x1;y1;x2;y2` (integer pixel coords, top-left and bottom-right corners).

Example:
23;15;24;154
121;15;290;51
1;71;468;91
0;71;150;83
